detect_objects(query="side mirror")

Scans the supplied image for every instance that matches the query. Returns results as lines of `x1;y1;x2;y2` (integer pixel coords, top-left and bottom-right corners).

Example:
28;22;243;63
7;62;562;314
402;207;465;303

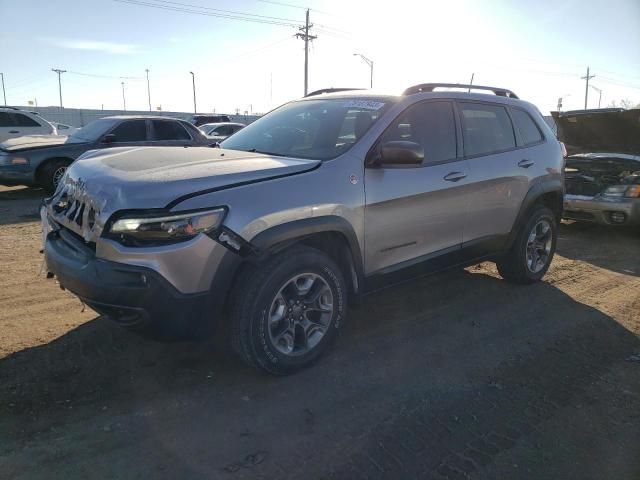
378;141;424;166
102;134;116;144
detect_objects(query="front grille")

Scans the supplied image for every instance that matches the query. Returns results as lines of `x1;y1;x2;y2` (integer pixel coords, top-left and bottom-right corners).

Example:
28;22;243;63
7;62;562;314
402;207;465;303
563;210;595;221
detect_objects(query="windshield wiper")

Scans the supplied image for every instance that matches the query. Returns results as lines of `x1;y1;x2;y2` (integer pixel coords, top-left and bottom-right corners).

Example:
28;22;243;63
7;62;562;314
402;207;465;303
245;148;286;157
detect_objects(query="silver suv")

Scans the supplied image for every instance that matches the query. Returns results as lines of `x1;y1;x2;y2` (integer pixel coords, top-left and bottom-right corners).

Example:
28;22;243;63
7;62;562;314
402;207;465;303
42;83;564;374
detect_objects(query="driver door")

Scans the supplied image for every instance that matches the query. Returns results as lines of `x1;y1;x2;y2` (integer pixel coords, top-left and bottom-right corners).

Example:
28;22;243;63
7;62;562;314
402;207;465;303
100;119;150;148
364;100;469;276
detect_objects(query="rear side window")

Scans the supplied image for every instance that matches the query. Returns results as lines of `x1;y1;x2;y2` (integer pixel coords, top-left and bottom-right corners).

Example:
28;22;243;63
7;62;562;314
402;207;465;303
511;108;543;145
109;120;147;142
380;101;457;164
12;113;41;127
460;103;516;156
0;112;14;127
152;120;191;140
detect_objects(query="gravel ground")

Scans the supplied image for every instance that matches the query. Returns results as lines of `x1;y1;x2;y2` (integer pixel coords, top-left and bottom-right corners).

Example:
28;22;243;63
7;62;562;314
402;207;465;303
1;185;639;480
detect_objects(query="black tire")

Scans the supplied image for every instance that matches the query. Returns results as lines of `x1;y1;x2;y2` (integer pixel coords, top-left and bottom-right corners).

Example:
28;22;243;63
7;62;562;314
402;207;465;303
230;245;347;375
497;205;557;284
40;159;71;194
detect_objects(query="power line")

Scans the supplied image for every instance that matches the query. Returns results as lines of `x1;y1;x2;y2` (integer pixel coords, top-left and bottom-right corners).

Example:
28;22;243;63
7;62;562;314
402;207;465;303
67;70;144;80
113;0;301;27
145;0;301;23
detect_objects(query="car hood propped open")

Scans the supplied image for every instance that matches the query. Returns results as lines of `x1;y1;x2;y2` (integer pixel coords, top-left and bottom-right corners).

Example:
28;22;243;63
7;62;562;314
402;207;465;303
552;108;640;155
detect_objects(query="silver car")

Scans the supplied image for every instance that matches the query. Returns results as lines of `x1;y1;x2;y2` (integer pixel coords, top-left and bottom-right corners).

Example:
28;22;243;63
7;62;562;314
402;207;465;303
554;108;640;227
42;83;564;374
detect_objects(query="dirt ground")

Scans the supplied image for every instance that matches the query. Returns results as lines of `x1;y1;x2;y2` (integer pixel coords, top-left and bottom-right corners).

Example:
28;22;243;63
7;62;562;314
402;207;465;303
1;185;639;480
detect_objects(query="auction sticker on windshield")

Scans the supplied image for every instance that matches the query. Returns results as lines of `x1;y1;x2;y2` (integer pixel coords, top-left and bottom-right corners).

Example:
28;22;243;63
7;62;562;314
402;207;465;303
343;100;386;110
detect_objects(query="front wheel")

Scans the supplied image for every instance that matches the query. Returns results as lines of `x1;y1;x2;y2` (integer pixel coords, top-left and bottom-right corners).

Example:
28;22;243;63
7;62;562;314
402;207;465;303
40;159;71;194
497;205;557;284
230;246;347;375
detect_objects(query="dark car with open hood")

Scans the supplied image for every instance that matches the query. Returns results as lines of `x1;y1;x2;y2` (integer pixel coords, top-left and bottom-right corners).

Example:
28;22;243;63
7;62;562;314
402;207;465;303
0;115;212;193
553;108;640;227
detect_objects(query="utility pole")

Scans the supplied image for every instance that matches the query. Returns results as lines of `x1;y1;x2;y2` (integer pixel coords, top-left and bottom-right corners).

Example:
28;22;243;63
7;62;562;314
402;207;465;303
589;84;602;108
121;81;126;111
189;71;197;113
468;73;474;91
581;66;595;110
353;53;374;88
51;68;66;108
145;69;152;112
296;9;316;96
0;73;6;105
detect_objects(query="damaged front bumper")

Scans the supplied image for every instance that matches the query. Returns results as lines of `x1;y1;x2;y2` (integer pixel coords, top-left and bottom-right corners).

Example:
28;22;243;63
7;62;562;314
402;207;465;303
563;194;640;226
44;226;213;337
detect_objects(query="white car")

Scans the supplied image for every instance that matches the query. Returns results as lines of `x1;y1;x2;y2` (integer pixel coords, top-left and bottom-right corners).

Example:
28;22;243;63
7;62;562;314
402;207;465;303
0;107;56;142
199;122;245;140
53;123;79;136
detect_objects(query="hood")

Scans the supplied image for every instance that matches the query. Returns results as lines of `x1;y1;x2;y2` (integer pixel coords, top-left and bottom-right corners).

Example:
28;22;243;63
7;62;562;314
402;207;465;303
0;134;75;152
552;108;640;155
47;146;321;241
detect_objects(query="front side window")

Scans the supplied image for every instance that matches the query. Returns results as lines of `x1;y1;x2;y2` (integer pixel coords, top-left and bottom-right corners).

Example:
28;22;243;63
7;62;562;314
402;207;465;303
109;120;147;142
221;97;394;160
152;120;190;141
212;125;233;136
13;113;41;127
511;108;543;145
460;103;516;156
379;101;457;164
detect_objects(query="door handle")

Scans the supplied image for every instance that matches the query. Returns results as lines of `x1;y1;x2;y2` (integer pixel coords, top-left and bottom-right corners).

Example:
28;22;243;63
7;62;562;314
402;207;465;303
518;159;535;168
9;130;19;134
443;171;467;182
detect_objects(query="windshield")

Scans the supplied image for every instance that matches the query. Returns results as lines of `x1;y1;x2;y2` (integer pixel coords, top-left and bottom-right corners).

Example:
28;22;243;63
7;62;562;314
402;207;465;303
67;118;118;142
220;98;393;160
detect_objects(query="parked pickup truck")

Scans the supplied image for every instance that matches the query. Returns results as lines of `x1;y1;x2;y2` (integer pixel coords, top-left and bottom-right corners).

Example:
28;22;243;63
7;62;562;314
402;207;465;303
42;84;564;374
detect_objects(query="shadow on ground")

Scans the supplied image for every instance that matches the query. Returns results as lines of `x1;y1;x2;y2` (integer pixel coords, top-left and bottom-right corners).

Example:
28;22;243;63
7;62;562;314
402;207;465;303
0;186;45;226
1;267;638;479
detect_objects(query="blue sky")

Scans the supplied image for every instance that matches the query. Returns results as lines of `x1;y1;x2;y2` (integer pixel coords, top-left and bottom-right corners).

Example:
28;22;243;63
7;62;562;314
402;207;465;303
1;0;639;114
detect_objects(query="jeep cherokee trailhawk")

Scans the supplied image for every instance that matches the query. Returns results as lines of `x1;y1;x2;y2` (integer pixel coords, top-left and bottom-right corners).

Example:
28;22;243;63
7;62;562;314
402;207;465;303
42;83;564;374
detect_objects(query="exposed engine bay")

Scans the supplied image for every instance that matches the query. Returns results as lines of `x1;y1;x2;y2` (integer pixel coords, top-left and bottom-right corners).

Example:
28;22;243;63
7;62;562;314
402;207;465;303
565;154;640;196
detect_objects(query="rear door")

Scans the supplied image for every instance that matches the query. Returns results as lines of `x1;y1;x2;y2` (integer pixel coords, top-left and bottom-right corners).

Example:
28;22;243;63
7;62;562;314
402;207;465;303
0;112;49;141
150;120;193;146
457;101;532;247
364;100;469;275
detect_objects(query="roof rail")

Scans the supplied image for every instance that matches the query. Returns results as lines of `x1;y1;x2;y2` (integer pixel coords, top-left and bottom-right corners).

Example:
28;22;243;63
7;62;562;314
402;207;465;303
305;88;364;97
0;106;21;111
403;83;519;99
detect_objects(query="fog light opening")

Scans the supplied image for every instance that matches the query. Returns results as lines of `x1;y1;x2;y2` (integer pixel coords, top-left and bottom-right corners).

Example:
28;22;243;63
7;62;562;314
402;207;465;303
609;212;626;224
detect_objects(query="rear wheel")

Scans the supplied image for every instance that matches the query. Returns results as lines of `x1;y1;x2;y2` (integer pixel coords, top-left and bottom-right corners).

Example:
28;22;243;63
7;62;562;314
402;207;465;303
40;159;71;194
497;205;557;284
230;245;347;375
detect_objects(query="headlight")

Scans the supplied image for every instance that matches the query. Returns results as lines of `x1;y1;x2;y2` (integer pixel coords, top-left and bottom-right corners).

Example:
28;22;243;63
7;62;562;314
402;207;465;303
108;208;226;245
602;185;640;198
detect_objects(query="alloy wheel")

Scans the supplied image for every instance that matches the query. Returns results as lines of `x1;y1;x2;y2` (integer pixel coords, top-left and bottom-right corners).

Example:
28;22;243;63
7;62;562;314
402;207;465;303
267;273;334;356
526;219;553;273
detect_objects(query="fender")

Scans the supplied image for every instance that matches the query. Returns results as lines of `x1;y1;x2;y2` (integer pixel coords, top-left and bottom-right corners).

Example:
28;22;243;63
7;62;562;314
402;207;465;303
250;216;364;289
506;177;564;249
208;216;365;319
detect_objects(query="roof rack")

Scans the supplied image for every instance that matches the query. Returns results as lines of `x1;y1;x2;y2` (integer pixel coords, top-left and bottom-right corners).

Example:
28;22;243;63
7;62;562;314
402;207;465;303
305;88;364;97
403;83;519;99
0;106;21;111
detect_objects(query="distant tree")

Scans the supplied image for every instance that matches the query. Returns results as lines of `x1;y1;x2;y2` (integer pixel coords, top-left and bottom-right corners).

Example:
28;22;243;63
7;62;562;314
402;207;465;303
607;98;637;109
